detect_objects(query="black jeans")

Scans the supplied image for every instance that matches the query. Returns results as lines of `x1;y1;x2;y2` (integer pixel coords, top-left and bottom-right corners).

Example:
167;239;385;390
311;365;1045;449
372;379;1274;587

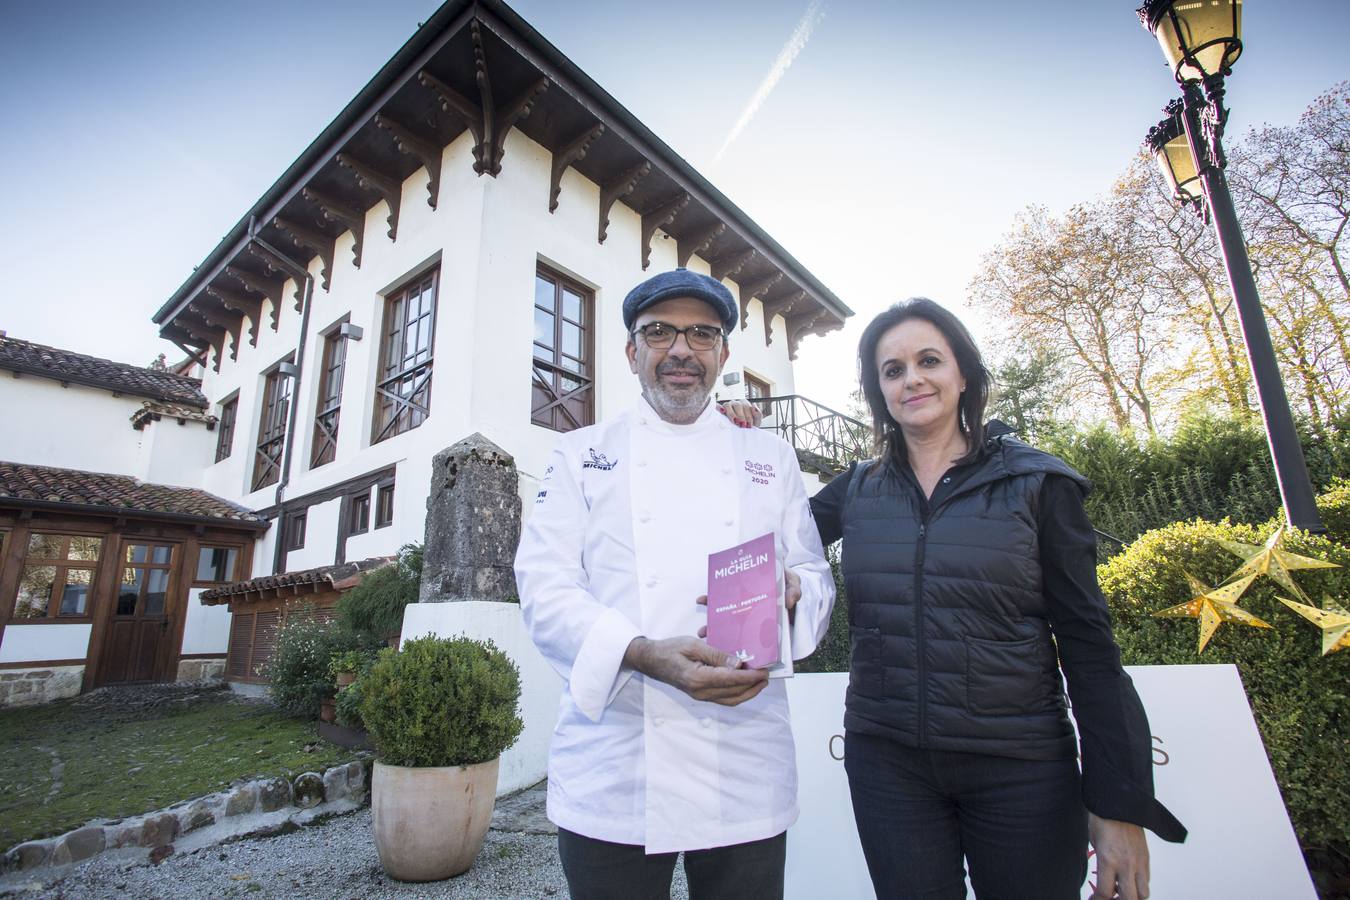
557;828;786;900
844;731;1088;900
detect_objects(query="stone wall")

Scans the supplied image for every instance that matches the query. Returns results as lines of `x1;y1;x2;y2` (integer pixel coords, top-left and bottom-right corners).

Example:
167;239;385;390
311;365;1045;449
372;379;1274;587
0;666;84;709
175;658;225;684
2;760;371;874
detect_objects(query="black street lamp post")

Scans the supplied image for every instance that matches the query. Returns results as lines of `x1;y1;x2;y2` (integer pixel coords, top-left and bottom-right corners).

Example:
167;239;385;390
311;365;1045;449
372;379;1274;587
1138;0;1325;533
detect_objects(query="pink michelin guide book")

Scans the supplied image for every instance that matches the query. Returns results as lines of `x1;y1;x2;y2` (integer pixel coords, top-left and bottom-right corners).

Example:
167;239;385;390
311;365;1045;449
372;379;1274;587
706;532;792;678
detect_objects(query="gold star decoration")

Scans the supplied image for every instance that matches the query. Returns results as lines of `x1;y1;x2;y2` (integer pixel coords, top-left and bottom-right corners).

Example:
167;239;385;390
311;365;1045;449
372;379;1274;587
1153;572;1271;653
1277;595;1350;656
1216;525;1340;600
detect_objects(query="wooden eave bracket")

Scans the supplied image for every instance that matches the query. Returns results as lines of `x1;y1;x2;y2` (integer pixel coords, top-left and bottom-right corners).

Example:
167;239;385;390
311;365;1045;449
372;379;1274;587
188;302;242;361
598;162;650;244
416;22;549;178
205;285;262;346
246;243;306;310
225;265;283;331
302;187;365;269
273;216;336;292
736;272;783;331
761;290;807;346
336;152;402;241
711;248;757;283
179;319;227;372
549;123;605;212
640;193;690;271
677;222;725;268
374;114;443;210
786;309;839;361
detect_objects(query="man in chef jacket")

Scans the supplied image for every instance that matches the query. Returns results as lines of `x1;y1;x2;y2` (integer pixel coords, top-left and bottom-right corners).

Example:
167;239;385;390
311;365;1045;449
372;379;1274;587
515;268;835;899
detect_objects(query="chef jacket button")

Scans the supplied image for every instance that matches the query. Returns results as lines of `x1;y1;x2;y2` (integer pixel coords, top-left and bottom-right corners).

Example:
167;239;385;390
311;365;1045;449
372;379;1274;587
700;718;712;729
639;513;651;523
723;517;734;526
646;577;658;587
637;459;647;468
722;466;732;475
653;716;665;727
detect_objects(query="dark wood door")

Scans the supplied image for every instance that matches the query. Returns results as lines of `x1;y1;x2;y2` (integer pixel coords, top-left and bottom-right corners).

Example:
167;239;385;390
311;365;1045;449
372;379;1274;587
98;540;180;685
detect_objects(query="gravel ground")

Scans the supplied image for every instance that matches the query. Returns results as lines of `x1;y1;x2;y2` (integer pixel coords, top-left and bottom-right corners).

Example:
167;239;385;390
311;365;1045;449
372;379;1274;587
2;806;691;900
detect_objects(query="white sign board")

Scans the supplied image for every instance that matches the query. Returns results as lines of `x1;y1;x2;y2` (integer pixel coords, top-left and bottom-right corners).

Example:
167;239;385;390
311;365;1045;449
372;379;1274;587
784;666;1315;899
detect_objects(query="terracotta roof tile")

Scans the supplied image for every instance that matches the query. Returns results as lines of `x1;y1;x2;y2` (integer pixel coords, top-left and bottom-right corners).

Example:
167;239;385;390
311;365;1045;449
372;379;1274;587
0;336;207;408
199;557;395;604
0;461;265;525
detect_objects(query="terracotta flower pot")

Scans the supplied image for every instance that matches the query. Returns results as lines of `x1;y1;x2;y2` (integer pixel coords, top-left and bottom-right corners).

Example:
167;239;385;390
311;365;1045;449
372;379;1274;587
371;757;500;882
335;671;357;689
319;696;336;723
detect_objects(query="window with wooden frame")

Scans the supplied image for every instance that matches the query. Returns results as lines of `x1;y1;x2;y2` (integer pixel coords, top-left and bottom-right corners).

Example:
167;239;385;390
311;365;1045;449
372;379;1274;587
373;269;438;443
253;359;293;491
11;533;104;621
532;265;595;432
194;545;242;585
375;482;395;529
349;492;371;535
311;328;347;468
215;395;238;463
284;511;307;551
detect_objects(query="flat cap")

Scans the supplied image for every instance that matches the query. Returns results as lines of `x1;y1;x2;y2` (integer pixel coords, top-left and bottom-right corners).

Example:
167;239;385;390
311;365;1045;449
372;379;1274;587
622;268;737;332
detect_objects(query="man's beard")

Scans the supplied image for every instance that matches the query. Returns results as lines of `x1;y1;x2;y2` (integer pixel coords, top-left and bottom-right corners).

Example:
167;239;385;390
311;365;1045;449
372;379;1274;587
641;360;712;424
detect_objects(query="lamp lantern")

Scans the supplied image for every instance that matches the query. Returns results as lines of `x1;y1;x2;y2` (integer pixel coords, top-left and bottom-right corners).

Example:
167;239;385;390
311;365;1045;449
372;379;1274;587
1146;100;1204;205
1138;0;1243;84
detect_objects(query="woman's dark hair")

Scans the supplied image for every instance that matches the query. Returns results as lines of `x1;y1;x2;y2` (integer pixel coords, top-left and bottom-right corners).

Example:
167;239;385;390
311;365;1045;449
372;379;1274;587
857;297;991;473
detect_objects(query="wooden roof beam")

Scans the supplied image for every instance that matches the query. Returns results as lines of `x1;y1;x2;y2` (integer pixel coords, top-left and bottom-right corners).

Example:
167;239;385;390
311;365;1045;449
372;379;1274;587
640;192;689;271
598;161;650;244
677;222;725;268
735;271;783;331
711;247;756;283
761;290;807;347
187;303;242;362
549;123;604;213
205;285;263;346
246;244;306;311
374;114;444;211
301;188;365;270
336;152;402;242
272;216;335;293
225;265;284;330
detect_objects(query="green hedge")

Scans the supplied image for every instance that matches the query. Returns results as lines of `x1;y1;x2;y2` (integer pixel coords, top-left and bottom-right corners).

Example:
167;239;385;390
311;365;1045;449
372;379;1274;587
796;546;849;674
1099;517;1350;866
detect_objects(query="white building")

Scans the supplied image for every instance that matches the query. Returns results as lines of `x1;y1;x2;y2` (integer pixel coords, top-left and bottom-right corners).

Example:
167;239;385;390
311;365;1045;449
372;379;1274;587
1;0;859;745
0;336;265;706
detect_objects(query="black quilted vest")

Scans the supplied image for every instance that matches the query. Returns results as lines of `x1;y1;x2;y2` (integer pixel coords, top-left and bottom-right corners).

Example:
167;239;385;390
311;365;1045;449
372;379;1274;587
841;432;1090;760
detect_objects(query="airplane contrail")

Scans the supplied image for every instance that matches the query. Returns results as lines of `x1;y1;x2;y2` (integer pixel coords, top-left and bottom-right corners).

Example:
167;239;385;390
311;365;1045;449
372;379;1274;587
712;0;828;164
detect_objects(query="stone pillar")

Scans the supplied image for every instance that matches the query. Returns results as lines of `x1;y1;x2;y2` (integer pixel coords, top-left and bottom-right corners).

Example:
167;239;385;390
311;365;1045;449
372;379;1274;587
420;433;521;603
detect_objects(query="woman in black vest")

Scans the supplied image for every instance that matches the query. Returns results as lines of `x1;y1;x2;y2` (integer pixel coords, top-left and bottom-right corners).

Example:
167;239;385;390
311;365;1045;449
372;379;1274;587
728;298;1184;900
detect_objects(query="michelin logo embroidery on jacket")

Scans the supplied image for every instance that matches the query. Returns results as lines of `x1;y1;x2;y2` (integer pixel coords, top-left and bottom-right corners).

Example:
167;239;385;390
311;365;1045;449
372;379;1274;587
582;449;618;471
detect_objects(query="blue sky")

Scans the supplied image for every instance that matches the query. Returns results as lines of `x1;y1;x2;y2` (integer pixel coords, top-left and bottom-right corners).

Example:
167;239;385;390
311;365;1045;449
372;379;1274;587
1;0;1346;410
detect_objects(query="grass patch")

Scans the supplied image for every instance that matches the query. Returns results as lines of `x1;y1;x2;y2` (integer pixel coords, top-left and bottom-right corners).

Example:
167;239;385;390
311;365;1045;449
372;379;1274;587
0;692;361;848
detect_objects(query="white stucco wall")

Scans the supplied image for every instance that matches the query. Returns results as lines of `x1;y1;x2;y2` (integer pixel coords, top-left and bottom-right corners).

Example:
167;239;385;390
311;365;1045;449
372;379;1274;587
0;622;93;663
181;587;232;655
134;414;218;487
0;378;146;473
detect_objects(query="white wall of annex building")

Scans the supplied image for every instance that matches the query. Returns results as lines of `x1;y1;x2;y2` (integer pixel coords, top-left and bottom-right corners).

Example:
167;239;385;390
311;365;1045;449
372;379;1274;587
1;379;144;474
180;587;232;655
0;622;92;663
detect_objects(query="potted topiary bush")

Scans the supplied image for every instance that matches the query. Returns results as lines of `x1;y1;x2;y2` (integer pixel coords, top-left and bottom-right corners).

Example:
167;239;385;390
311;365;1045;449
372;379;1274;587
359;634;523;882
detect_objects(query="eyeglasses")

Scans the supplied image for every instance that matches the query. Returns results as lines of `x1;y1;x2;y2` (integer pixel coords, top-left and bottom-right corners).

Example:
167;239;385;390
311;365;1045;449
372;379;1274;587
632;322;725;351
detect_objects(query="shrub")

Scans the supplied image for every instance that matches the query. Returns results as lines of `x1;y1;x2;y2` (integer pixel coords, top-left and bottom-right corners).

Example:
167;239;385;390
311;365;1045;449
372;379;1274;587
266;611;363;718
336;544;423;644
329;649;375;680
359;635;523;767
1098;518;1350;867
1319;477;1350;543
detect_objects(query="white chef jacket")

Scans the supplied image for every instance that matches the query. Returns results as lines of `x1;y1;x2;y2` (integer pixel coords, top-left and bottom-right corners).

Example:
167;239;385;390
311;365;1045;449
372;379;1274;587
514;397;835;854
